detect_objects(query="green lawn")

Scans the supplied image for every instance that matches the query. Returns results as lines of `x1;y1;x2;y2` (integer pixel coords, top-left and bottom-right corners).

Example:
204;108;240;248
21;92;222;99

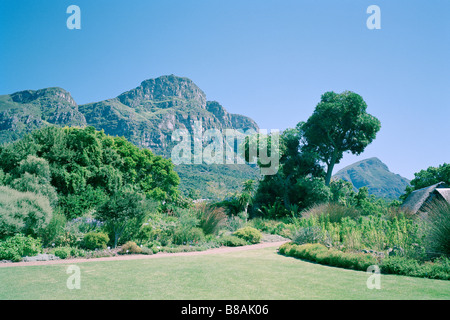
0;246;449;300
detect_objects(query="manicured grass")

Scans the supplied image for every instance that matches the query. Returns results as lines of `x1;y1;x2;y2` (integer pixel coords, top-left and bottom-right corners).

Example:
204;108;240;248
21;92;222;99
0;246;449;300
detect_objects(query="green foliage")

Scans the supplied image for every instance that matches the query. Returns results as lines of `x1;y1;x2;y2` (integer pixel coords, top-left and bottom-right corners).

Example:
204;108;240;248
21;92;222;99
119;241;143;254
0;126;180;218
293;208;422;256
301;202;361;223
410;163;450;190
401;163;450;201
301;91;381;186
51;247;71;259
232;227;262;244
0;185;52;238
218;235;248;247
292;226;331;247
81;232;110;250
172;208;204;245
251;124;330;218
39;211;67;246
279;242;378;271
224;212;248;232
380;256;450;280
95;188;148;247
173;227;205;245
0;234;42;262
422;200;450;258
194;202;227;235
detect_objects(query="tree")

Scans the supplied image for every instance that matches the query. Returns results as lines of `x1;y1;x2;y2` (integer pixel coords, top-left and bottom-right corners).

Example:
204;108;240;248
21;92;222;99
302;91;381;186
9;155;58;207
95;188;148;248
0;126;180;218
410;163;450;190
251;125;329;216
401;163;450;201
238;179;255;217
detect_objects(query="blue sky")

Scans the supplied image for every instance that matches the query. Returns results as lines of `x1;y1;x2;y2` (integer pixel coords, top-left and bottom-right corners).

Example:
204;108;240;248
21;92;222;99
1;0;449;180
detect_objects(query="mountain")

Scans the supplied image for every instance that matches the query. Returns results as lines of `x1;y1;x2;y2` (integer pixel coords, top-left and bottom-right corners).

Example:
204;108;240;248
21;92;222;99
78;75;258;157
333;157;410;200
0;87;87;143
0;75;260;199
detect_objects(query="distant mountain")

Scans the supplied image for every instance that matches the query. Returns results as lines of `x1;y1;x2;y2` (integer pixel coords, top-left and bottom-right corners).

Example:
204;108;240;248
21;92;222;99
333;157;410;200
0;75;260;199
0;87;86;143
78;75;258;157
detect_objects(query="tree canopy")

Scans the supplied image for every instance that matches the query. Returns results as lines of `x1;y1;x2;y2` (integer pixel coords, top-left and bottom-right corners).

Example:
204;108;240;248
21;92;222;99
302;91;381;186
0;126;180;218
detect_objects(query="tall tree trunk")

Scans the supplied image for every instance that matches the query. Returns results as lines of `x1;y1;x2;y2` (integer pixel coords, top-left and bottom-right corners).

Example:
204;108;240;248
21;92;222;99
325;152;338;186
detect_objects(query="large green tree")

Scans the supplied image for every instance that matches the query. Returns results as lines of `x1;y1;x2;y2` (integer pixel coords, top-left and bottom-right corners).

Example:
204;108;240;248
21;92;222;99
95;188;148;247
251;124;329;216
302;91;381;186
0;126;180;218
401;163;450;201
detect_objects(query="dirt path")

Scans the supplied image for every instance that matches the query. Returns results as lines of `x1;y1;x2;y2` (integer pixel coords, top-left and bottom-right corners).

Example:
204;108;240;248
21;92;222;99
0;240;289;268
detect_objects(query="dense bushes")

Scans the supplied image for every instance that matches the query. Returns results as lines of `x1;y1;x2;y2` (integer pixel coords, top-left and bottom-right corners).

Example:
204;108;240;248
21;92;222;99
380;256;450;280
0;126;180;219
195;203;227;235
0;186;52;238
279;242;377;271
218;235;248;247
0;234;42;262
232;227;262;244
422;200;450;258
280;242;450;280
277;201;450;280
82;232;109;250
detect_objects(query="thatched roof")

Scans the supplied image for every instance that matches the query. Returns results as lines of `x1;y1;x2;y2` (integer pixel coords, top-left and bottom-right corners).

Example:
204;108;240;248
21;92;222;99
436;188;450;203
401;182;449;214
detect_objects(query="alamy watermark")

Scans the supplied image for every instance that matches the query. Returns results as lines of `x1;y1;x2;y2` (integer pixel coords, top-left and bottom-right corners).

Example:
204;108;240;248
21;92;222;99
170;120;280;176
66;265;81;290
366;265;381;289
367;5;381;30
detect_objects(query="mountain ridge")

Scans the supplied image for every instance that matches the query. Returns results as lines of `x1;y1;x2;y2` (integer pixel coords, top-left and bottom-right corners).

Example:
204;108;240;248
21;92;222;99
0;75;260;199
333;157;410;200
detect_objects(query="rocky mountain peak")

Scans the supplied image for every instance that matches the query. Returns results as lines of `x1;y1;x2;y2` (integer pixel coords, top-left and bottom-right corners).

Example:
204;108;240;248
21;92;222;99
11;87;77;106
117;75;207;109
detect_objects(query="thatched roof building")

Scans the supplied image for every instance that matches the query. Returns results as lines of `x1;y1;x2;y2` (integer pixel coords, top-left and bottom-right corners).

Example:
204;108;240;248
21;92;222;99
401;182;450;214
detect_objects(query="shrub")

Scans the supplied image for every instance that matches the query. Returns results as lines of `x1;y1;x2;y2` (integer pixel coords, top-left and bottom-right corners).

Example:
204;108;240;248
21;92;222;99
51;247;71;259
81;232;109;250
232;227;262;244
173;227;206;245
380;256;450;280
40;211;67;246
195;203;227;235
292;226;331;247
279;242;377;271
0;186;53;238
225;212;247;232
0;234;42;262
119;241;142;254
301;202;360;223
422;200;450;258
219;235;248;247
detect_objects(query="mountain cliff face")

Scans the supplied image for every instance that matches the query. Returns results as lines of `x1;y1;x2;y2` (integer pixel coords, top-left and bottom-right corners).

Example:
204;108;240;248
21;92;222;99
0;75;260;198
0;87;86;143
333;157;410;200
78;75;258;157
